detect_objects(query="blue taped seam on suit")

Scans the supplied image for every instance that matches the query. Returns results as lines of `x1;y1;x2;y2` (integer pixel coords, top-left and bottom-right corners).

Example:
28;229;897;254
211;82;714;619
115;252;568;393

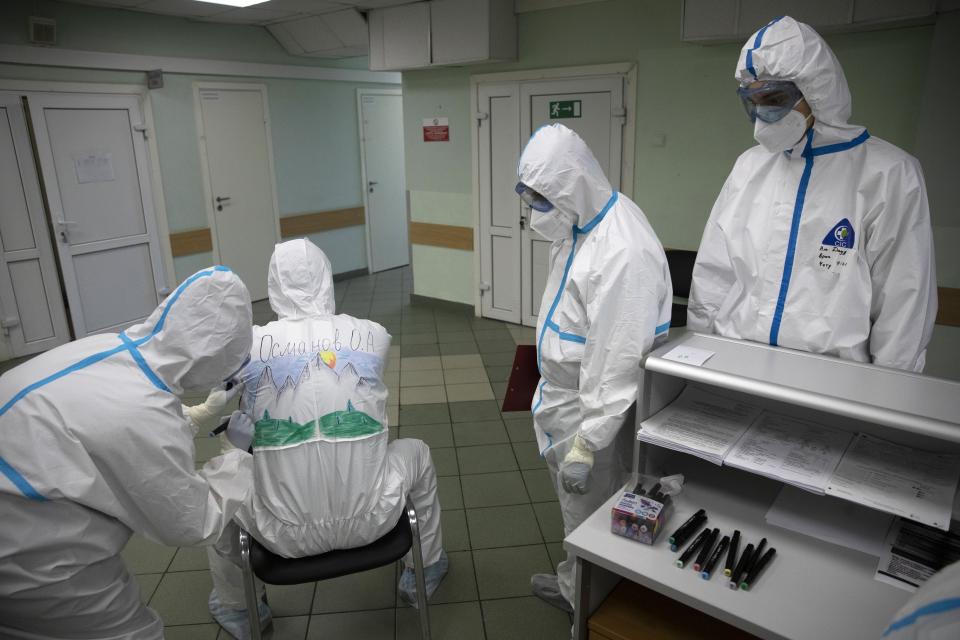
768;129;870;346
119;332;170;393
882;597;960;636
745;16;783;79
0;266;230;501
535;192;619;372
655;321;670;335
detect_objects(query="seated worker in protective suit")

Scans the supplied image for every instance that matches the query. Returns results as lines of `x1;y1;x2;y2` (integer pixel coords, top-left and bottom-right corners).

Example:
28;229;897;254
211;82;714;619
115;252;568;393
688;16;937;371
206;239;447;637
0;266;254;640
516;124;673;612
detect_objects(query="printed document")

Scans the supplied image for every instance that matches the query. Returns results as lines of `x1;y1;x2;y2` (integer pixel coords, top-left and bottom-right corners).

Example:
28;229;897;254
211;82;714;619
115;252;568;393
725;413;853;494
875;519;960;591
826;434;960;530
637;386;762;465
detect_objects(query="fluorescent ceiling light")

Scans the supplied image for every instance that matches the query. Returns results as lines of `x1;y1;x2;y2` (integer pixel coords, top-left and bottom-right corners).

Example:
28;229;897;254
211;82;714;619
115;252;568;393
194;0;270;7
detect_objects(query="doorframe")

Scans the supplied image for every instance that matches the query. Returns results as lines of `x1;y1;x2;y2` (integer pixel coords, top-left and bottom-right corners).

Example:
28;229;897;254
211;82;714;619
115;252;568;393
0;78;175;292
469;62;638;315
192;82;282;266
356;87;404;275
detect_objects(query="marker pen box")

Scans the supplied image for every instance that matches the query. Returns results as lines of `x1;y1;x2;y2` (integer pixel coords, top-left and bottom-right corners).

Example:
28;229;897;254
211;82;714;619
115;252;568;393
611;490;669;545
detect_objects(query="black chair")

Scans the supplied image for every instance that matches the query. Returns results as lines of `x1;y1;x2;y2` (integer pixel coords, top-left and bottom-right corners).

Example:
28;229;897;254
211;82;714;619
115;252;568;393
665;249;697;328
239;497;431;640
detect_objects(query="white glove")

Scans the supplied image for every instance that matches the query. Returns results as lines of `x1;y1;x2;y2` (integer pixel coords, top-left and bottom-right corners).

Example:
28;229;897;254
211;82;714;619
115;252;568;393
184;382;243;432
225;410;255;451
559;435;594;495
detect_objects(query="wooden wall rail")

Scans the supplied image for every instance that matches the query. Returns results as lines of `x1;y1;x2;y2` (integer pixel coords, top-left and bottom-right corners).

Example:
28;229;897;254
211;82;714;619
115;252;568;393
408;221;473;251
169;207;365;258
937;287;960;327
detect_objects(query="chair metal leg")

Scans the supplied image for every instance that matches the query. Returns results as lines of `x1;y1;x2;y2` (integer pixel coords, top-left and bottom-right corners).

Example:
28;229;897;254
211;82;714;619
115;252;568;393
406;497;431;640
238;528;264;640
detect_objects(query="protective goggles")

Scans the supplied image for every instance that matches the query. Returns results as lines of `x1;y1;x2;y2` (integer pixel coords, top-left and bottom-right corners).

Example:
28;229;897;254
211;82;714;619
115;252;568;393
515;182;554;212
737;80;804;123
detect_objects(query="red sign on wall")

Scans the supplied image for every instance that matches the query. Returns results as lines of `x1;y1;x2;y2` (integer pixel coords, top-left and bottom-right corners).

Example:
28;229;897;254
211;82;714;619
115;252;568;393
422;117;450;142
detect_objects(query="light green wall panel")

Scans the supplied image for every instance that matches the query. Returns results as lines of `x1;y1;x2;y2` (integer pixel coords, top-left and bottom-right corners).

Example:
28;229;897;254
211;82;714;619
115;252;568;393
409;190;473;226
925;326;960;381
173;252;216;283
305;226;369;275
411;245;473;305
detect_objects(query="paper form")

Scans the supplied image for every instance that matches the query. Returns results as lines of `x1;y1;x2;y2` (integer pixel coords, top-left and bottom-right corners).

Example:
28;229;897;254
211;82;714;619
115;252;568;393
637;386;762;465
826;434;960;530
724;413;853;494
875;519;960;591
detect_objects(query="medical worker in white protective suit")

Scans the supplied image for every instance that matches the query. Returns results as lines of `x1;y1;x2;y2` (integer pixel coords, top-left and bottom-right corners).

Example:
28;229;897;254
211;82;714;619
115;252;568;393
688;16;937;371
517;124;672;611
0;266;254;640
882;560;960;639
206;239;446;637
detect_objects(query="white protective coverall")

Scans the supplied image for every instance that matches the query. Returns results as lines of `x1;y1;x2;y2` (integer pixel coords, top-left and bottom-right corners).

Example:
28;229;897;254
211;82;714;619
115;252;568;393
688;16;937;371
209;239;442;610
521;124;673;603
883;560;960;639
0;266;254;640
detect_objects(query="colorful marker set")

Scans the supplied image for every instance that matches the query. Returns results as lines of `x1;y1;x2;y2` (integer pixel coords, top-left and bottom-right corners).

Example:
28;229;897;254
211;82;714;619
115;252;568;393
669;512;776;591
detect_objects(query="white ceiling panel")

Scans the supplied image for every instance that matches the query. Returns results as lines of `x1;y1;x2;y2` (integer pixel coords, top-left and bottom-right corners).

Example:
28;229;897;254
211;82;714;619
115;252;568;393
61;0;152;7
136;0;226;18
197;6;302;23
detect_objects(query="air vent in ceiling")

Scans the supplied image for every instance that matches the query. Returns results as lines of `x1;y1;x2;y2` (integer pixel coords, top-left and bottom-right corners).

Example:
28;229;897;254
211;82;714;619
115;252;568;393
28;16;56;46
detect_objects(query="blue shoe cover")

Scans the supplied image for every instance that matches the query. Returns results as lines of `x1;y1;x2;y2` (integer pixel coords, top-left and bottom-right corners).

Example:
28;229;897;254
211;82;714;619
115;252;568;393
209;589;273;639
398;550;449;609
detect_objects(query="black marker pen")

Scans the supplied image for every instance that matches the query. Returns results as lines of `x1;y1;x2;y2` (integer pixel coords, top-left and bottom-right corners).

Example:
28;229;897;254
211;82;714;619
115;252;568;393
675;527;710;568
669;510;707;550
693;528;719;572
741;548;776;590
701;535;729;580
729;543;754;589
724;530;740;577
744;538;767;578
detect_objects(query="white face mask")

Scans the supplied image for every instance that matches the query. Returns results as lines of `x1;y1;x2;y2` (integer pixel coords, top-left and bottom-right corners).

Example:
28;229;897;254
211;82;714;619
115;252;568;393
754;108;812;153
529;209;572;240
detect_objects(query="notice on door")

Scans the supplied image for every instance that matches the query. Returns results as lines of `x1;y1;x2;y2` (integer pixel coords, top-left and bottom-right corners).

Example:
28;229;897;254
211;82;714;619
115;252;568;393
74;151;115;184
549;100;581;119
422;117;449;142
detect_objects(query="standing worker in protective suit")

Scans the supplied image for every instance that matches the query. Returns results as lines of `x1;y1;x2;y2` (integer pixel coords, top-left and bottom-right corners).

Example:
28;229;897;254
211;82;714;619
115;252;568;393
688;16;937;371
0;266;254;639
206;239;446;637
516;124;672;611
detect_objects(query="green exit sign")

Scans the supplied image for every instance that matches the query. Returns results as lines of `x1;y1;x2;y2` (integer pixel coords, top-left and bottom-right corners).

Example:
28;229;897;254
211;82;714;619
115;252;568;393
549;100;581;119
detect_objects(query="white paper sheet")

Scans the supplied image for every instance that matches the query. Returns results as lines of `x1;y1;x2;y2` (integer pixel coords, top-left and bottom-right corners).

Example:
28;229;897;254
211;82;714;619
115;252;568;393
724;413;853;494
766;485;893;557
875;519;960;591
74;151;114;184
826;434;960;530
637;386;762;464
661;345;715;367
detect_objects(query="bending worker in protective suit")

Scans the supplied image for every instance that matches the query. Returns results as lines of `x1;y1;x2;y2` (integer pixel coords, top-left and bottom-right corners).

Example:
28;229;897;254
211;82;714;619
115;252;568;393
0;267;254;639
688;16;937;370
206;239;447;637
517;124;672;611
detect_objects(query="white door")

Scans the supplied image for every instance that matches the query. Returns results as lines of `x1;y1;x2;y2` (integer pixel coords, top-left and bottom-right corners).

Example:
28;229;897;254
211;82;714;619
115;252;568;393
360;92;409;273
477;83;521;323
476;76;625;327
197;86;280;301
0;93;70;355
28;93;168;338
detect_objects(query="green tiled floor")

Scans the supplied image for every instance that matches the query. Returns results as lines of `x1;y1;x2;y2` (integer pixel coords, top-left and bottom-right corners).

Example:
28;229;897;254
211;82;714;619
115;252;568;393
121;266;571;639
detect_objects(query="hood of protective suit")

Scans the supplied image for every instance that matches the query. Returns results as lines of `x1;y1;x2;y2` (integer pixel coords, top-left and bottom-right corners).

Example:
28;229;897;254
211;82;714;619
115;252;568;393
268;238;335;320
518;124;615;230
124;266;253;395
737;15;863;142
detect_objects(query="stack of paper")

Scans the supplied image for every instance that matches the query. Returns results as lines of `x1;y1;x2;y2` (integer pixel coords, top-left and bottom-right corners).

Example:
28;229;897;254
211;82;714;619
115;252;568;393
826;434;960;531
724;413;853;494
636;386;763;465
875;518;960;591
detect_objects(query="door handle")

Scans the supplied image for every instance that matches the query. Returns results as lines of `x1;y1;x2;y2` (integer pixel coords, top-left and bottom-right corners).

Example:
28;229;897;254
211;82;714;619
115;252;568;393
520;213;527;230
368;181;378;193
216;196;231;211
56;218;78;242
1;316;19;337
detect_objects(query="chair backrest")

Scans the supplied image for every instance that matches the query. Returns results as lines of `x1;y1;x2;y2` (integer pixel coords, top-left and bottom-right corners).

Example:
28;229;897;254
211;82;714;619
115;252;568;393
665;249;697;299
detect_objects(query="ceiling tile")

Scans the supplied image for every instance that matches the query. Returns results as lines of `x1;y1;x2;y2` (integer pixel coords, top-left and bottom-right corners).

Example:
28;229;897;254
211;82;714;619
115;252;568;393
135;0;226;18
196;6;302;24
